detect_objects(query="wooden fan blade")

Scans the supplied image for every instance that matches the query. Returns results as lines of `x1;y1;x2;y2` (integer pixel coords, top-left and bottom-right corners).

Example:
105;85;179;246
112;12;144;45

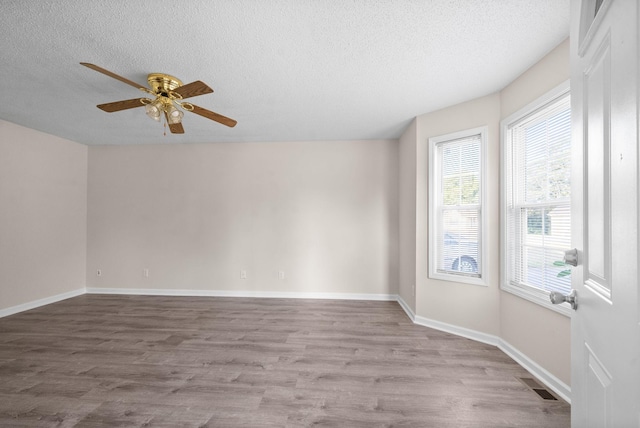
172;81;213;99
97;98;146;113
164;112;185;134
189;104;237;127
80;62;147;90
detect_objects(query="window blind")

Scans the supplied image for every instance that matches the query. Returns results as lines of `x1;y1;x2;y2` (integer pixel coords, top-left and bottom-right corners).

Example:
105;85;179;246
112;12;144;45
506;95;571;295
435;134;482;277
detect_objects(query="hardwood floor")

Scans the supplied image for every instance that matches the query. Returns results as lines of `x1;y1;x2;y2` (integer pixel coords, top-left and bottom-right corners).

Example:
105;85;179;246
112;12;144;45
0;294;570;427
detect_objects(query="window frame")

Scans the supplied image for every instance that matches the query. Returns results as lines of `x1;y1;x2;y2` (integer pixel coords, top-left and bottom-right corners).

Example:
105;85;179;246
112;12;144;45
500;80;572;316
428;126;488;286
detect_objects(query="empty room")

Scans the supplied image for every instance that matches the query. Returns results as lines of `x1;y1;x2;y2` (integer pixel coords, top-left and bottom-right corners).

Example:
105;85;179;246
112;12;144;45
1;1;638;427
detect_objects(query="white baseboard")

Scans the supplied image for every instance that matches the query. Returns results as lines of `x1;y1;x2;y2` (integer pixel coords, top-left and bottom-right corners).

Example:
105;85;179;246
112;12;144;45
396;295;416;321
497;339;571;403
0;288;85;319
86;287;398;302
394;296;571;404
413;314;500;347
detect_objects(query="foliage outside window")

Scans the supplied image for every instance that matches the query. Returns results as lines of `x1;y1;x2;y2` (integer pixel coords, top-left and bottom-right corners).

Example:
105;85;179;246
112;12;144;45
429;127;487;286
501;82;571;312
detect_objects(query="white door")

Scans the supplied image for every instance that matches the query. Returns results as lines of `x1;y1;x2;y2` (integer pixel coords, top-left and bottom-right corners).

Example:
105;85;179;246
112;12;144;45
570;0;640;426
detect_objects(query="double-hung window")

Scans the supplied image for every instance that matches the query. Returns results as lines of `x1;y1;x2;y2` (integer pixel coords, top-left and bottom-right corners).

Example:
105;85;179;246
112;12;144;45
501;81;571;313
429;126;487;286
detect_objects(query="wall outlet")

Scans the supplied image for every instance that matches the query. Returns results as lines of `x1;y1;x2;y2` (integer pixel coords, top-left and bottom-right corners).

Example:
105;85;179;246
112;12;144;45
96;269;102;277
278;271;285;280
143;268;149;278
240;270;247;279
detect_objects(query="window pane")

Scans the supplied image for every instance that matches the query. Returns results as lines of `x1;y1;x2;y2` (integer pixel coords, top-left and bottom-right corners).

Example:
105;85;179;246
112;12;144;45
431;128;484;283
522;107;571;203
520;246;572;295
505;90;571;297
441;137;480;206
517;204;571;294
438;209;480;276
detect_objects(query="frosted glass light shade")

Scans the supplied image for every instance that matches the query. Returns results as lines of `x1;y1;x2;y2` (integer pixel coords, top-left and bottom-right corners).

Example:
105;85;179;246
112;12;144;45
166;104;184;124
145;99;163;121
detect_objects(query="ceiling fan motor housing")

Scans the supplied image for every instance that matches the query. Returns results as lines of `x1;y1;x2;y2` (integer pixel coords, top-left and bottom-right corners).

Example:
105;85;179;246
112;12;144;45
147;73;183;97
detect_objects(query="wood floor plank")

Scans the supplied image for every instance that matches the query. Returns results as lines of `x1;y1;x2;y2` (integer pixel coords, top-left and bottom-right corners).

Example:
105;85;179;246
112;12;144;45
0;294;570;427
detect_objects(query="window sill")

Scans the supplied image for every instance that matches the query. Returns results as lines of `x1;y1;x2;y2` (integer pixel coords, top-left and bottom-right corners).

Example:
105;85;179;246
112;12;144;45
430;271;487;287
501;282;573;317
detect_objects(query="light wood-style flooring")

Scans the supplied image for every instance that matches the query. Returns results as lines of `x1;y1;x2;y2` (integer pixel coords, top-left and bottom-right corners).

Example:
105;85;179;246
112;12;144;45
0;294;570;427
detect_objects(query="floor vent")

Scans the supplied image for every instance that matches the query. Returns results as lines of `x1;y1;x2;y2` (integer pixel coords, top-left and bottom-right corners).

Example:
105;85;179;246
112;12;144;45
532;388;558;400
518;377;559;401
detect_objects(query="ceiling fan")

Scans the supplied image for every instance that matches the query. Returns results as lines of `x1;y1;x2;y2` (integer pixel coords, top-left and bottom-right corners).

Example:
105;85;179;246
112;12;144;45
80;62;237;134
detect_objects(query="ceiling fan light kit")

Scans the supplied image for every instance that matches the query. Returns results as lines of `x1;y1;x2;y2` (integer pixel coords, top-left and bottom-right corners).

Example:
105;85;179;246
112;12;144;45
80;63;237;134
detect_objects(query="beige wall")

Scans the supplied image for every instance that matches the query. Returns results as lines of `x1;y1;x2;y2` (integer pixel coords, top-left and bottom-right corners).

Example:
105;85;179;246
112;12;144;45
501;39;570;118
87;140;399;296
398;119;417;311
499;39;571;385
415;93;502;336
398;38;571;386
0;120;87;310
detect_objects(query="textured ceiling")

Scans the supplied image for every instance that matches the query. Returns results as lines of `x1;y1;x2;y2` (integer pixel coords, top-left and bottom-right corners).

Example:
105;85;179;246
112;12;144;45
0;1;569;145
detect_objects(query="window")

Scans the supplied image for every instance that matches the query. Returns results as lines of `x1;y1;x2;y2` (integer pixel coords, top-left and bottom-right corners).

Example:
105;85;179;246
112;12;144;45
501;81;571;314
429;127;487;286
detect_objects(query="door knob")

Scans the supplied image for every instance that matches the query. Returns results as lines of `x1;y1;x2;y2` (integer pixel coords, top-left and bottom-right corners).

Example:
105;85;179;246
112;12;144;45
550;289;578;310
563;248;578;266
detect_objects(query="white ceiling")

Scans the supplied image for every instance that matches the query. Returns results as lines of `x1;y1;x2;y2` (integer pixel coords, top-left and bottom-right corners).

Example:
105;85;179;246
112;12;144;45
0;1;570;145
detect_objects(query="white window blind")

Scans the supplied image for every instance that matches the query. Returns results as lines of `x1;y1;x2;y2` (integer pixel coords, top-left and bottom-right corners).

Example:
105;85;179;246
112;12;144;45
505;92;571;296
430;127;486;285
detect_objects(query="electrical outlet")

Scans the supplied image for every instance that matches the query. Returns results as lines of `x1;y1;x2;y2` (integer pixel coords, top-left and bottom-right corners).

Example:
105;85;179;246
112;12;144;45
240;270;247;279
96;269;102;277
278;271;285;280
143;269;149;278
